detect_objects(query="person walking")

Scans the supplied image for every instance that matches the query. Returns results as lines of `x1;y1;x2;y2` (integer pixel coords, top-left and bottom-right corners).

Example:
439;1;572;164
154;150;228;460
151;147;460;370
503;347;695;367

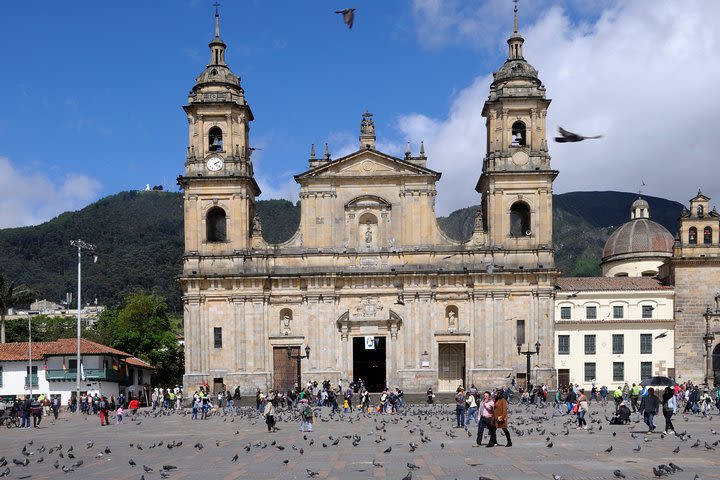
576;388;588;430
51;395;59;420
98;395;110;426
21;396;32;429
299;399;313;432
465;392;478;427
264;398;278;432
639;387;659;433
612;386;623;412
455;387;466;428
661;386;676;435
426;387;434;404
473;391;495;447
30;397;42;428
492;390;512;447
116;406;124;425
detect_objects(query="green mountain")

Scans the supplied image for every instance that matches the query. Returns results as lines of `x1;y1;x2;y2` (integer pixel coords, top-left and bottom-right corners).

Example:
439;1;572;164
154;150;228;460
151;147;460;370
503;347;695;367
0;191;684;312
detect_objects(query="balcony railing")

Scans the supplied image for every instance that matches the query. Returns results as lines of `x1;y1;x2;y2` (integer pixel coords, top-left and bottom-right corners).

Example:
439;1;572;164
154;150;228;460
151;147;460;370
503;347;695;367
45;368;123;383
24;375;38;389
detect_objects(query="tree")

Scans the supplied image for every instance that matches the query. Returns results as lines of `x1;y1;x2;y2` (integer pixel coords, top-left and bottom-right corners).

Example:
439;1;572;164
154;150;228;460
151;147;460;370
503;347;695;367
0;273;35;343
92;293;183;386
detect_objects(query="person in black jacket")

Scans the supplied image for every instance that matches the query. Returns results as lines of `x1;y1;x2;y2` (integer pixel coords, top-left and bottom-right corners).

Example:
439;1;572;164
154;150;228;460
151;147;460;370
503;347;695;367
639;387;659;433
21;396;32;429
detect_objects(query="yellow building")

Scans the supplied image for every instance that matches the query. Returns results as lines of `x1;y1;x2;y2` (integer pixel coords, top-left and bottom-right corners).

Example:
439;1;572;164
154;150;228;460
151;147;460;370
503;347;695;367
178;9;559;394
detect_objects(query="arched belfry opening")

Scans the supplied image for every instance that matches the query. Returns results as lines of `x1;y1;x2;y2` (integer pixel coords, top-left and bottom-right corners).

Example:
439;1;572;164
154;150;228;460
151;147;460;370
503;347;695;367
206;207;227;242
209;126;223;152
511;121;527;146
510;202;531;237
689;226;697;245
704;226;712;244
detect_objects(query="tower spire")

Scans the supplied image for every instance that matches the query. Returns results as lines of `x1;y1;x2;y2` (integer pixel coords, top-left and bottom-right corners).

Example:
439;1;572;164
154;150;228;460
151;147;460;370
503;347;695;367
214;2;221;37
507;0;524;60
513;0;519;33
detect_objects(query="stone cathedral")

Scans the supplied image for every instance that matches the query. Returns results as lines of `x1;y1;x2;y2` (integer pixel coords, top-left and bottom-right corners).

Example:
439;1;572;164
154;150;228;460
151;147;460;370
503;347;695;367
179;10;559;395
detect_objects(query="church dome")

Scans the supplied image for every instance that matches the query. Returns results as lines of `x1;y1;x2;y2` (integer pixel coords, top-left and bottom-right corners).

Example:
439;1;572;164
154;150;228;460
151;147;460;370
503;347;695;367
493;58;539;84
602;197;674;264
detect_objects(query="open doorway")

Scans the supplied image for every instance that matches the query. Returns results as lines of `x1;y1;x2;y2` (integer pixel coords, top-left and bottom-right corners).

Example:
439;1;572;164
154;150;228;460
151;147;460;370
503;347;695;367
353;336;386;392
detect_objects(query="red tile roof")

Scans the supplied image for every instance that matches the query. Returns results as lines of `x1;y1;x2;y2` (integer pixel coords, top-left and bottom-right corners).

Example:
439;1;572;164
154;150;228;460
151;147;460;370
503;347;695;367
0;338;131;361
125;356;154;370
556;276;672;292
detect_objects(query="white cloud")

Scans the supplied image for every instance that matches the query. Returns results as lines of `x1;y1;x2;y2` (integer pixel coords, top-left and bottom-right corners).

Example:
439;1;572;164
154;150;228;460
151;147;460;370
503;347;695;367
0;157;102;228
404;0;720;215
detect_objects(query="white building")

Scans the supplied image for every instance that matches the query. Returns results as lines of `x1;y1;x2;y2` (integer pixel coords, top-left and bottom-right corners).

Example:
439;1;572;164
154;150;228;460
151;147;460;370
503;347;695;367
554;198;676;390
0;338;154;405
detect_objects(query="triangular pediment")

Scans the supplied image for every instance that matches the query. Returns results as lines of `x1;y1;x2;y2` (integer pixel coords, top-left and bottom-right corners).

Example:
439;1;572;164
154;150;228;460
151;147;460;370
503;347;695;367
294;148;440;181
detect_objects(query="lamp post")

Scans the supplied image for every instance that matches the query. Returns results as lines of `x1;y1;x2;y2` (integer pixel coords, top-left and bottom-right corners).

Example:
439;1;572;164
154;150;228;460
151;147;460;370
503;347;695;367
28;315;32;398
702;292;720;386
517;340;540;390
287;345;310;392
70;239;97;410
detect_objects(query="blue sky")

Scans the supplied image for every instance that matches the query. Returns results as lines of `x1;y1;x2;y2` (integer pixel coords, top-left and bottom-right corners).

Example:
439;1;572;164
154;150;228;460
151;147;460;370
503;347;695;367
1;1;719;227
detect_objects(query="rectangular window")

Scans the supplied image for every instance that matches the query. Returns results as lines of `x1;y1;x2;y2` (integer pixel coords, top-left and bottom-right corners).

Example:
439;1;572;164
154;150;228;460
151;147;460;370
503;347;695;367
558;335;570;355
642;305;654;319
68;359;77;371
584;334;596;355
516;320;525;346
586;306;597;319
613;305;624;319
584;362;596;382
612;334;625;354
560;306;571;320
613;362;624;382
640;334;652;354
640;361;653;380
214;327;222;348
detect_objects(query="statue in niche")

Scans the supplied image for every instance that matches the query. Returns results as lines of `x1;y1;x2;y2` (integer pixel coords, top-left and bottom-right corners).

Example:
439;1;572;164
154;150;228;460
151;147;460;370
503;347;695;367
365;225;373;243
448;310;457;332
252;214;263;236
282;314;292;335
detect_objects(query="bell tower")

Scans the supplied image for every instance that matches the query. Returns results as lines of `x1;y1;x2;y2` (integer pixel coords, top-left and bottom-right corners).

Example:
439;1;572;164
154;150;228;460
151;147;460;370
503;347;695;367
178;5;260;256
476;2;557;259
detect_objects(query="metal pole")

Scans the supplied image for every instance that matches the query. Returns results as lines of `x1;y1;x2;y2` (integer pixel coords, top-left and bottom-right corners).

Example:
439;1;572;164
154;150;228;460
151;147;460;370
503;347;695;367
28;316;32;398
76;242;81;408
526;352;531;390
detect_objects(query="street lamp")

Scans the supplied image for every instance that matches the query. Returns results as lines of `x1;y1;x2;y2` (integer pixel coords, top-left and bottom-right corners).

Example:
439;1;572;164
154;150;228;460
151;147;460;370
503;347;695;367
28;315;32;398
702;292;720;386
517;340;541;390
287;345;311;392
70;239;97;410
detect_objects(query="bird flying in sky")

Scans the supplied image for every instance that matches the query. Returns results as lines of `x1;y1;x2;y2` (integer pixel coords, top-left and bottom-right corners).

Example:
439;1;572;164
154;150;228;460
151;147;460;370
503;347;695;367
336;8;356;29
554;126;603;143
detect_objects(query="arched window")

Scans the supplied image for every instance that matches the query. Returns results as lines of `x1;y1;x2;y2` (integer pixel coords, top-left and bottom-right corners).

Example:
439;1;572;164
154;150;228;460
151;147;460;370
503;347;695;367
209;126;223;152
510;202;531;237
206;207;227;242
511;121;526;146
704;226;712;244
689;226;697;245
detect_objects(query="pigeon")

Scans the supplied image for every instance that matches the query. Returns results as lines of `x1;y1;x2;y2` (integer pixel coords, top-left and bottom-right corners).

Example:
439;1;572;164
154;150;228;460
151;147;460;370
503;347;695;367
554;126;603;143
335;8;356;29
613;470;626;478
407;462;420;470
306;469;319;477
668;463;683;472
401;472;412;480
129;459;137;467
372;460;383;468
605;445;613;453
633;445;641;452
143;465;153;472
231;454;238;462
383;446;392;453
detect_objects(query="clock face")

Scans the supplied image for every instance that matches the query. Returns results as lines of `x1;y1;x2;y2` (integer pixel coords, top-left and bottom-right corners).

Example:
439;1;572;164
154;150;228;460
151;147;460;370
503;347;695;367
206;156;224;171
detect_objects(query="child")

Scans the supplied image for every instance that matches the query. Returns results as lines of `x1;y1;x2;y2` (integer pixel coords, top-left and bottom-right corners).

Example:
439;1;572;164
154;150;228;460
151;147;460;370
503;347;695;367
343;399;349;413
116;406;123;425
192;397;200;420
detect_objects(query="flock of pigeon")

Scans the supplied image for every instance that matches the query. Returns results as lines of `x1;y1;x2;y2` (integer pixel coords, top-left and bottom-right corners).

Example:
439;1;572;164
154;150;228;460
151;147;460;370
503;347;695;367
0;398;716;479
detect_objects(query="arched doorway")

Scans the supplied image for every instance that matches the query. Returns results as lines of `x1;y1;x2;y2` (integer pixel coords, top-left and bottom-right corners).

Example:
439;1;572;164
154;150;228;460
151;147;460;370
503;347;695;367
713;343;720;387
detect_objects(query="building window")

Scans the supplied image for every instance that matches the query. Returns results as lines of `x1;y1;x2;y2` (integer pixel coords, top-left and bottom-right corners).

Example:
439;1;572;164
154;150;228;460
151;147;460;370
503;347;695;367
0;366;3;388
586;306;597;319
613;362;624;382
689;226;697;244
137;369;143;386
584;335;596;355
558;335;570;355
516;319;525;346
640;361;653;380
641;305;654;319
640;334;652;354
584;362;596;382
560;306;571;320
511;120;527;146
509;202;531;237
206;207;227;242
214;327;222;348
68;359;77;371
613;305;624;319
208;126;223;152
612;334;624;354
704;226;712;244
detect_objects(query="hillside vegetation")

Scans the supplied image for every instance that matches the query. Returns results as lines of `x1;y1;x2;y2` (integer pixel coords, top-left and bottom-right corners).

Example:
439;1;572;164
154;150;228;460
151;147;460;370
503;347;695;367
0;191;684;312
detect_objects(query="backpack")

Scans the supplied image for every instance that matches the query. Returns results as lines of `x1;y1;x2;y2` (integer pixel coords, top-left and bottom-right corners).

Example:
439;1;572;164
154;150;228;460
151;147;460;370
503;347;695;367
98;399;107;410
302;406;313;419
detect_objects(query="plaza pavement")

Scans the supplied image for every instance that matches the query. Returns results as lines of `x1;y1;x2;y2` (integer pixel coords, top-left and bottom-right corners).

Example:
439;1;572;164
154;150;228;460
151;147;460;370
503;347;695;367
0;401;717;480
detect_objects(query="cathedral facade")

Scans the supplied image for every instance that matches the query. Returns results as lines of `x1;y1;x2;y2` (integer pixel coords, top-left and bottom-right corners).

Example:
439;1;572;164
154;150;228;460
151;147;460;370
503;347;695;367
179;11;559;395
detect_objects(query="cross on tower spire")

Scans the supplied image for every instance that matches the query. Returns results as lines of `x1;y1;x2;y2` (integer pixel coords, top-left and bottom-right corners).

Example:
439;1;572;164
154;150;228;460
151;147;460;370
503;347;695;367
513;0;519;33
214;2;221;37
